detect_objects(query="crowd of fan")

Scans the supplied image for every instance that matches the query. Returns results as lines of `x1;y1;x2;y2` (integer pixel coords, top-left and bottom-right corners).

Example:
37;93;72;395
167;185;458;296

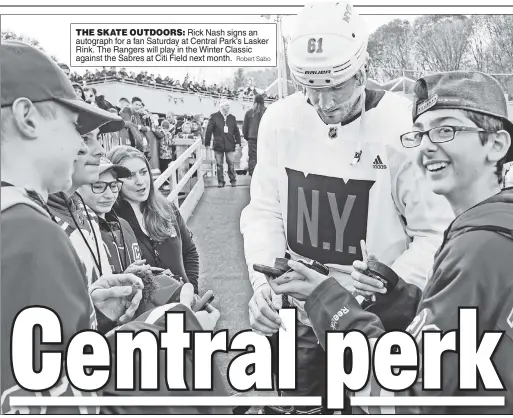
58;63;273;170
67;77;204;176
56;62;228;175
59;64;278;101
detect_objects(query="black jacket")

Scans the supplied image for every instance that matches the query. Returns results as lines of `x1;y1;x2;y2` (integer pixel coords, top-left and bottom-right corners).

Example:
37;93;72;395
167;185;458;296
243;106;266;140
98;213;142;273
205;110;241;152
115;200;199;292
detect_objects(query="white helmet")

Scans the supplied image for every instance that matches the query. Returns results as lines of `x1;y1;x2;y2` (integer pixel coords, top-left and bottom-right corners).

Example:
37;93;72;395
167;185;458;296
287;1;369;88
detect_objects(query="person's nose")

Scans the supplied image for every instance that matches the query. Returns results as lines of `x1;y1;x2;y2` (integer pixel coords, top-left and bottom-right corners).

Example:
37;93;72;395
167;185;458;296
103;186;115;198
77;138;88;155
318;91;336;111
134;173;144;185
418;132;438;154
89;138;104;157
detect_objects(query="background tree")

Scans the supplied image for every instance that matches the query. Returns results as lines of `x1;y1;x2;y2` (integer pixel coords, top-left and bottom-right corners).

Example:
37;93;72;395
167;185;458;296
232;68;247;91
1;30;59;63
413;15;473;72
244;68;278;90
367;19;416;82
481;15;513;74
467;16;493;72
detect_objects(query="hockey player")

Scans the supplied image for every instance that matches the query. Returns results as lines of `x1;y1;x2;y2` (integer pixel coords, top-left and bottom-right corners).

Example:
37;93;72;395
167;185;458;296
239;2;454;413
270;71;513;413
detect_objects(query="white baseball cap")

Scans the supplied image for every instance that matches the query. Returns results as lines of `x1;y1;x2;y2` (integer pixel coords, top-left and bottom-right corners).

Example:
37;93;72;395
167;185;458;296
98;156;131;178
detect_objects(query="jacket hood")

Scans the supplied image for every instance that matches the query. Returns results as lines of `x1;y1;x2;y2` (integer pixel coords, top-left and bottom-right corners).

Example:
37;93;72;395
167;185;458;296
1;186;50;218
47;191;98;236
48;192;74;213
445;187;513;243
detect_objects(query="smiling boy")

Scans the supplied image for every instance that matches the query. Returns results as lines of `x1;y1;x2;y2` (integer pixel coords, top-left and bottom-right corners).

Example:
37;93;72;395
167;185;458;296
271;71;513;413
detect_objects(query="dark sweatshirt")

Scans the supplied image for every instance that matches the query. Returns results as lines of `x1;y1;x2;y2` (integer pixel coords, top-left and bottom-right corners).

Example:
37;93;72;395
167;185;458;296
115;200;200;292
243;106;266;140
99;212;142;273
1;186;99;414
305;187;513;414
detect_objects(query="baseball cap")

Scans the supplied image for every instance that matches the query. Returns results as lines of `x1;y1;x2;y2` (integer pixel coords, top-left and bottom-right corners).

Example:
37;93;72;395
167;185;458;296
0;40;124;135
413;71;513;162
98;156;131;178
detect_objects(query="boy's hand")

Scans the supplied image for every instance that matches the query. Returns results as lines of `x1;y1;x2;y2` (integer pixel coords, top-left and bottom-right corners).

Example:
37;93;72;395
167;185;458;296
180;284;220;330
351;241;386;297
90;273;143;324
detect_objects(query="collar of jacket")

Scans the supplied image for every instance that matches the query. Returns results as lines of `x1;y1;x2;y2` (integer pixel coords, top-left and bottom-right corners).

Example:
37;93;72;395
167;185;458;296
438;187;513;253
1;186;50;218
48;191;80;213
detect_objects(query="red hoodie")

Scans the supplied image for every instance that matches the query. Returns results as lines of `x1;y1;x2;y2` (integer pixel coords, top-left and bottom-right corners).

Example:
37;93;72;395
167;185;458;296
306;188;513;414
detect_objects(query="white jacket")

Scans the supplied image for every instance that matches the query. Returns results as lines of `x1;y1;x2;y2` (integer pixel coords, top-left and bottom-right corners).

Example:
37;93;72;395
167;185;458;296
240;91;454;326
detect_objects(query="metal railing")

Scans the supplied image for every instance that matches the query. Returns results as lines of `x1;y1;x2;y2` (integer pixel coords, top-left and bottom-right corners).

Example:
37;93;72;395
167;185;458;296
154;138;205;222
82;76;277;104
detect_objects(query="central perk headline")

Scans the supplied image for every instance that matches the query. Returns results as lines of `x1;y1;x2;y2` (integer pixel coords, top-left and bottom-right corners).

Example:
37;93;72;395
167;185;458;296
70;23;277;67
10;307;505;409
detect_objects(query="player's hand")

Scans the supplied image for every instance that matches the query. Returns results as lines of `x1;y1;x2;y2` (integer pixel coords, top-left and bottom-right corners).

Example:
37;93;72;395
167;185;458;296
89;273;144;324
248;283;283;337
180;283;220;330
270;260;328;301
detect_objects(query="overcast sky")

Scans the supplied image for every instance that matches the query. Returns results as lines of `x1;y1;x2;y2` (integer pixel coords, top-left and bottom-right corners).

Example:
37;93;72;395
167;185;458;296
2;12;415;84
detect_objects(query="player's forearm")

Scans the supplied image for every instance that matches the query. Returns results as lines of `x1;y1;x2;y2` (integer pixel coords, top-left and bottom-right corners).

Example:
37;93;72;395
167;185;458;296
241;205;287;291
240;162;286;291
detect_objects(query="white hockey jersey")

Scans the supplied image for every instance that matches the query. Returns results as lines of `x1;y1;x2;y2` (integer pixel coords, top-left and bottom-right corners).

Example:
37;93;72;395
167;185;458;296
240;90;454;326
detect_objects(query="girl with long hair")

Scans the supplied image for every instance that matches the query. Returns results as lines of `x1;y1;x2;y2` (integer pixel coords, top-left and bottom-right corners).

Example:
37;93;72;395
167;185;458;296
107;145;199;292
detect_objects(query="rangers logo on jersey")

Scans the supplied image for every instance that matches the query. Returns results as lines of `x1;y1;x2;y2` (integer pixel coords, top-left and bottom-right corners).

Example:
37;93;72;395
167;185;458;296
286;168;375;265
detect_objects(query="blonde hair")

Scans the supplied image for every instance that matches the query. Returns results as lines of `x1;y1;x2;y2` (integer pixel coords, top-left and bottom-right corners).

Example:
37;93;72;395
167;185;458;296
107;145;177;242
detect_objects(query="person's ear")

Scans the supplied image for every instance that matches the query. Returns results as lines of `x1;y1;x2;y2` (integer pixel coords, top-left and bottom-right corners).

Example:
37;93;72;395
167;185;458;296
11;98;42;140
488;130;511;163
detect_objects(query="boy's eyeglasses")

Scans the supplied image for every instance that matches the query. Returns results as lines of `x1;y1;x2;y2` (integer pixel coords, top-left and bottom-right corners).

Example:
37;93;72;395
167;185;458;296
91;181;123;194
400;126;497;148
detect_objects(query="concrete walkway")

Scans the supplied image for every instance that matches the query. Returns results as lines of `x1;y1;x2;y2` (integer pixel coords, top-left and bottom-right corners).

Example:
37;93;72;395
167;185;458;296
188;175;274;407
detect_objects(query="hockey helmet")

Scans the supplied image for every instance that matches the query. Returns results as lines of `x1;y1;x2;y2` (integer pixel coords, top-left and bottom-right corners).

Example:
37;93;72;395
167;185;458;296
287;1;369;89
